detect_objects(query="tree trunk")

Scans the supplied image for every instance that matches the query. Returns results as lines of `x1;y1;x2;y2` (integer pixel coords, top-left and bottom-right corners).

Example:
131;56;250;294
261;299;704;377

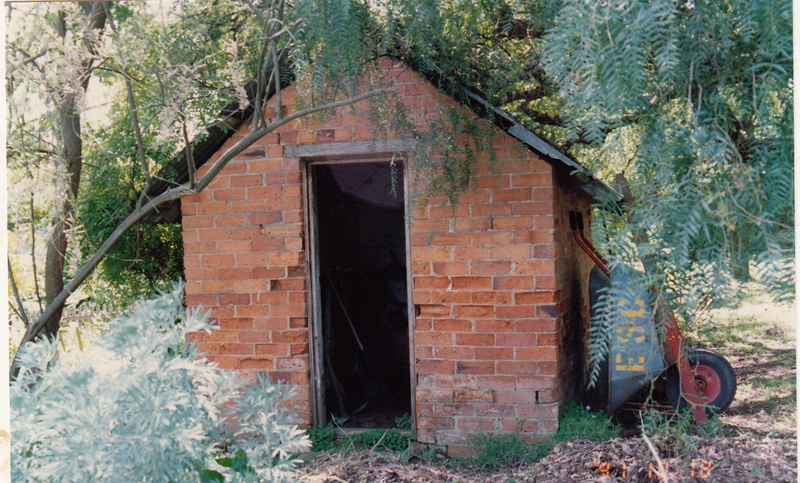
40;3;107;341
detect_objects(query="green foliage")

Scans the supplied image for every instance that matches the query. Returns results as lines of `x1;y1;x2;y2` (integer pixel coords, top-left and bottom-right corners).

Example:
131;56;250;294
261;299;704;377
350;429;412;452
555;403;622;443
308;426;338;452
463;403;620;470
467;433;552;470
10;284;310;482
394;412;413;430
545;0;793;301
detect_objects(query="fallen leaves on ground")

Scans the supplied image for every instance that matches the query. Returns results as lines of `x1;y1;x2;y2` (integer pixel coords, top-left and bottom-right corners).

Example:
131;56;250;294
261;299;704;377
301;435;797;482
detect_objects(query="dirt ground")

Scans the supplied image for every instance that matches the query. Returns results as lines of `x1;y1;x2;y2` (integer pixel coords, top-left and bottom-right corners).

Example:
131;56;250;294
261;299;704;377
300;295;797;482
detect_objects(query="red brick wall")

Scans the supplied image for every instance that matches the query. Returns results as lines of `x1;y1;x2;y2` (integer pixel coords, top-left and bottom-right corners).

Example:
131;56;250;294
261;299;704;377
181;58;593;449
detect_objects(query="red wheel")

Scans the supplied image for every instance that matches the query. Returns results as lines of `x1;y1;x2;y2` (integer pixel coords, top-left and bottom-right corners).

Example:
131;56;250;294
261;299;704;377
666;348;736;416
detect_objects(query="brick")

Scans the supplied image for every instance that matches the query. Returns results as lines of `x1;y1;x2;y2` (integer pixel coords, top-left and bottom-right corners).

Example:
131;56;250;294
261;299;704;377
471;231;513;246
410;219;450;233
493;216;534;230
516;346;558;361
495;306;534;318
230;174;264;187
453;246;490;261
532;187;555;201
411;246;451;262
185;293;216;306
207;330;238;343
455;361;494;374
219;318;254;330
534;276;556;290
433;404;476;417
493;188;532;202
453;305;494;318
495;333;536;346
417;417;455;430
197;202;230;215
184;241;216;255
516;319;557;332
202;254;235;268
217;241;250;254
513;290;554;309
474;320;514;333
493;276;533;290
490;244;532;260
513;202;553;216
516;376;555;390
455;217;491;232
432;262;469;275
515;229;555;244
470;291;512;305
456;417;495;431
513;173;553;187
534;215;556;230
496;361;536;375
276;357;309;371
431;233;470;246
418;305;451;317
473;202;511;217
432;292;471;304
216;214;248;227
455;333;494;346
416;388;453;402
238;331;271;343
494;389;538;405
270;304;306;316
434;346;474;359
218;343;254;355
414;276;450;290
451;276;492;290
471;261;511;275
416;360;454;374
474;347;513;360
533;244;556;259
219;293;250;305
433;319;472;332
198;229;232;241
267;251;305;266
475;404;515;417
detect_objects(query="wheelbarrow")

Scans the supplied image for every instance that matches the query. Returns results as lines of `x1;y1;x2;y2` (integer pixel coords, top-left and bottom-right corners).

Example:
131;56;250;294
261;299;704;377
569;210;737;423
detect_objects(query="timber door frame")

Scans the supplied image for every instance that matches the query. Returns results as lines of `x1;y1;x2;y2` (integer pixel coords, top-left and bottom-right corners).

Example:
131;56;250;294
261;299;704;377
301;148;416;433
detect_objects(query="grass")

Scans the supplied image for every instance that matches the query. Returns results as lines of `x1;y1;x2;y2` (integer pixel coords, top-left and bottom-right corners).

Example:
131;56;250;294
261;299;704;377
307;413;414;453
690;286;796;437
462;403;622;470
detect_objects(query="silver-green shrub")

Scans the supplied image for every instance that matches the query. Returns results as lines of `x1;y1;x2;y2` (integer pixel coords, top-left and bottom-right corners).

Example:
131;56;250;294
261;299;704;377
11;283;310;482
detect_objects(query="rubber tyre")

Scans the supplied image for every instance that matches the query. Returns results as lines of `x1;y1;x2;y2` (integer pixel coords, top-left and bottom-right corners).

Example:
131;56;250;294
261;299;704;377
666;348;736;416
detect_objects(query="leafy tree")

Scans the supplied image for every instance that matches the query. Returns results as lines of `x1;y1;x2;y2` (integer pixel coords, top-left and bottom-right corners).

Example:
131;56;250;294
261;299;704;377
544;0;793;303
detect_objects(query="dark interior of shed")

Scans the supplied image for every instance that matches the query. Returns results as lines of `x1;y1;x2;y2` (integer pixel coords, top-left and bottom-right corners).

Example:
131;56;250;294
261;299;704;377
311;160;411;428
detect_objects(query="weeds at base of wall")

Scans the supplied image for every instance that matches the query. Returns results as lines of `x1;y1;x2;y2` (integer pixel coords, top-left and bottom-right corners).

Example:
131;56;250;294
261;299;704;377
307;403;627;470
456;403;623;470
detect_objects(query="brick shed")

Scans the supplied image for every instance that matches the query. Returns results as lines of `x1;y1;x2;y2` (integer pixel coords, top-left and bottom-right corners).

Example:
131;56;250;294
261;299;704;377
151;57;618;454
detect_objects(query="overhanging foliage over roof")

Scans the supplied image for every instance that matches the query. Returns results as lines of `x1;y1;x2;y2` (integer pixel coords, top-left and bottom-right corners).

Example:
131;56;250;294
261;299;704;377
143;58;618;223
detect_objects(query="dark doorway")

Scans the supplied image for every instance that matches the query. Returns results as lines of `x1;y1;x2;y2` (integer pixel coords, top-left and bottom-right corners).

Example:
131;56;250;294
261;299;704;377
309;159;411;428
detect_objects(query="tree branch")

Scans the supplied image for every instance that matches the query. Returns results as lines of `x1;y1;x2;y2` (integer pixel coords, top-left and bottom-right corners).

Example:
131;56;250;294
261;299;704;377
10;86;395;380
30;193;43;314
8;257;30;328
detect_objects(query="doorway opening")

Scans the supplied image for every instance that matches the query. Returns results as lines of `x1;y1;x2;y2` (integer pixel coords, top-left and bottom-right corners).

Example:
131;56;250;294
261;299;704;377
309;159;412;429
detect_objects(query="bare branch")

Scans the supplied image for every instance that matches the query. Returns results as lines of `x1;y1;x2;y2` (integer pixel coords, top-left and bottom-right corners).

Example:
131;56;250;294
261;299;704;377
11;86;396;380
182;118;196;191
271;41;282;121
8;257;30;328
30;193;44;314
